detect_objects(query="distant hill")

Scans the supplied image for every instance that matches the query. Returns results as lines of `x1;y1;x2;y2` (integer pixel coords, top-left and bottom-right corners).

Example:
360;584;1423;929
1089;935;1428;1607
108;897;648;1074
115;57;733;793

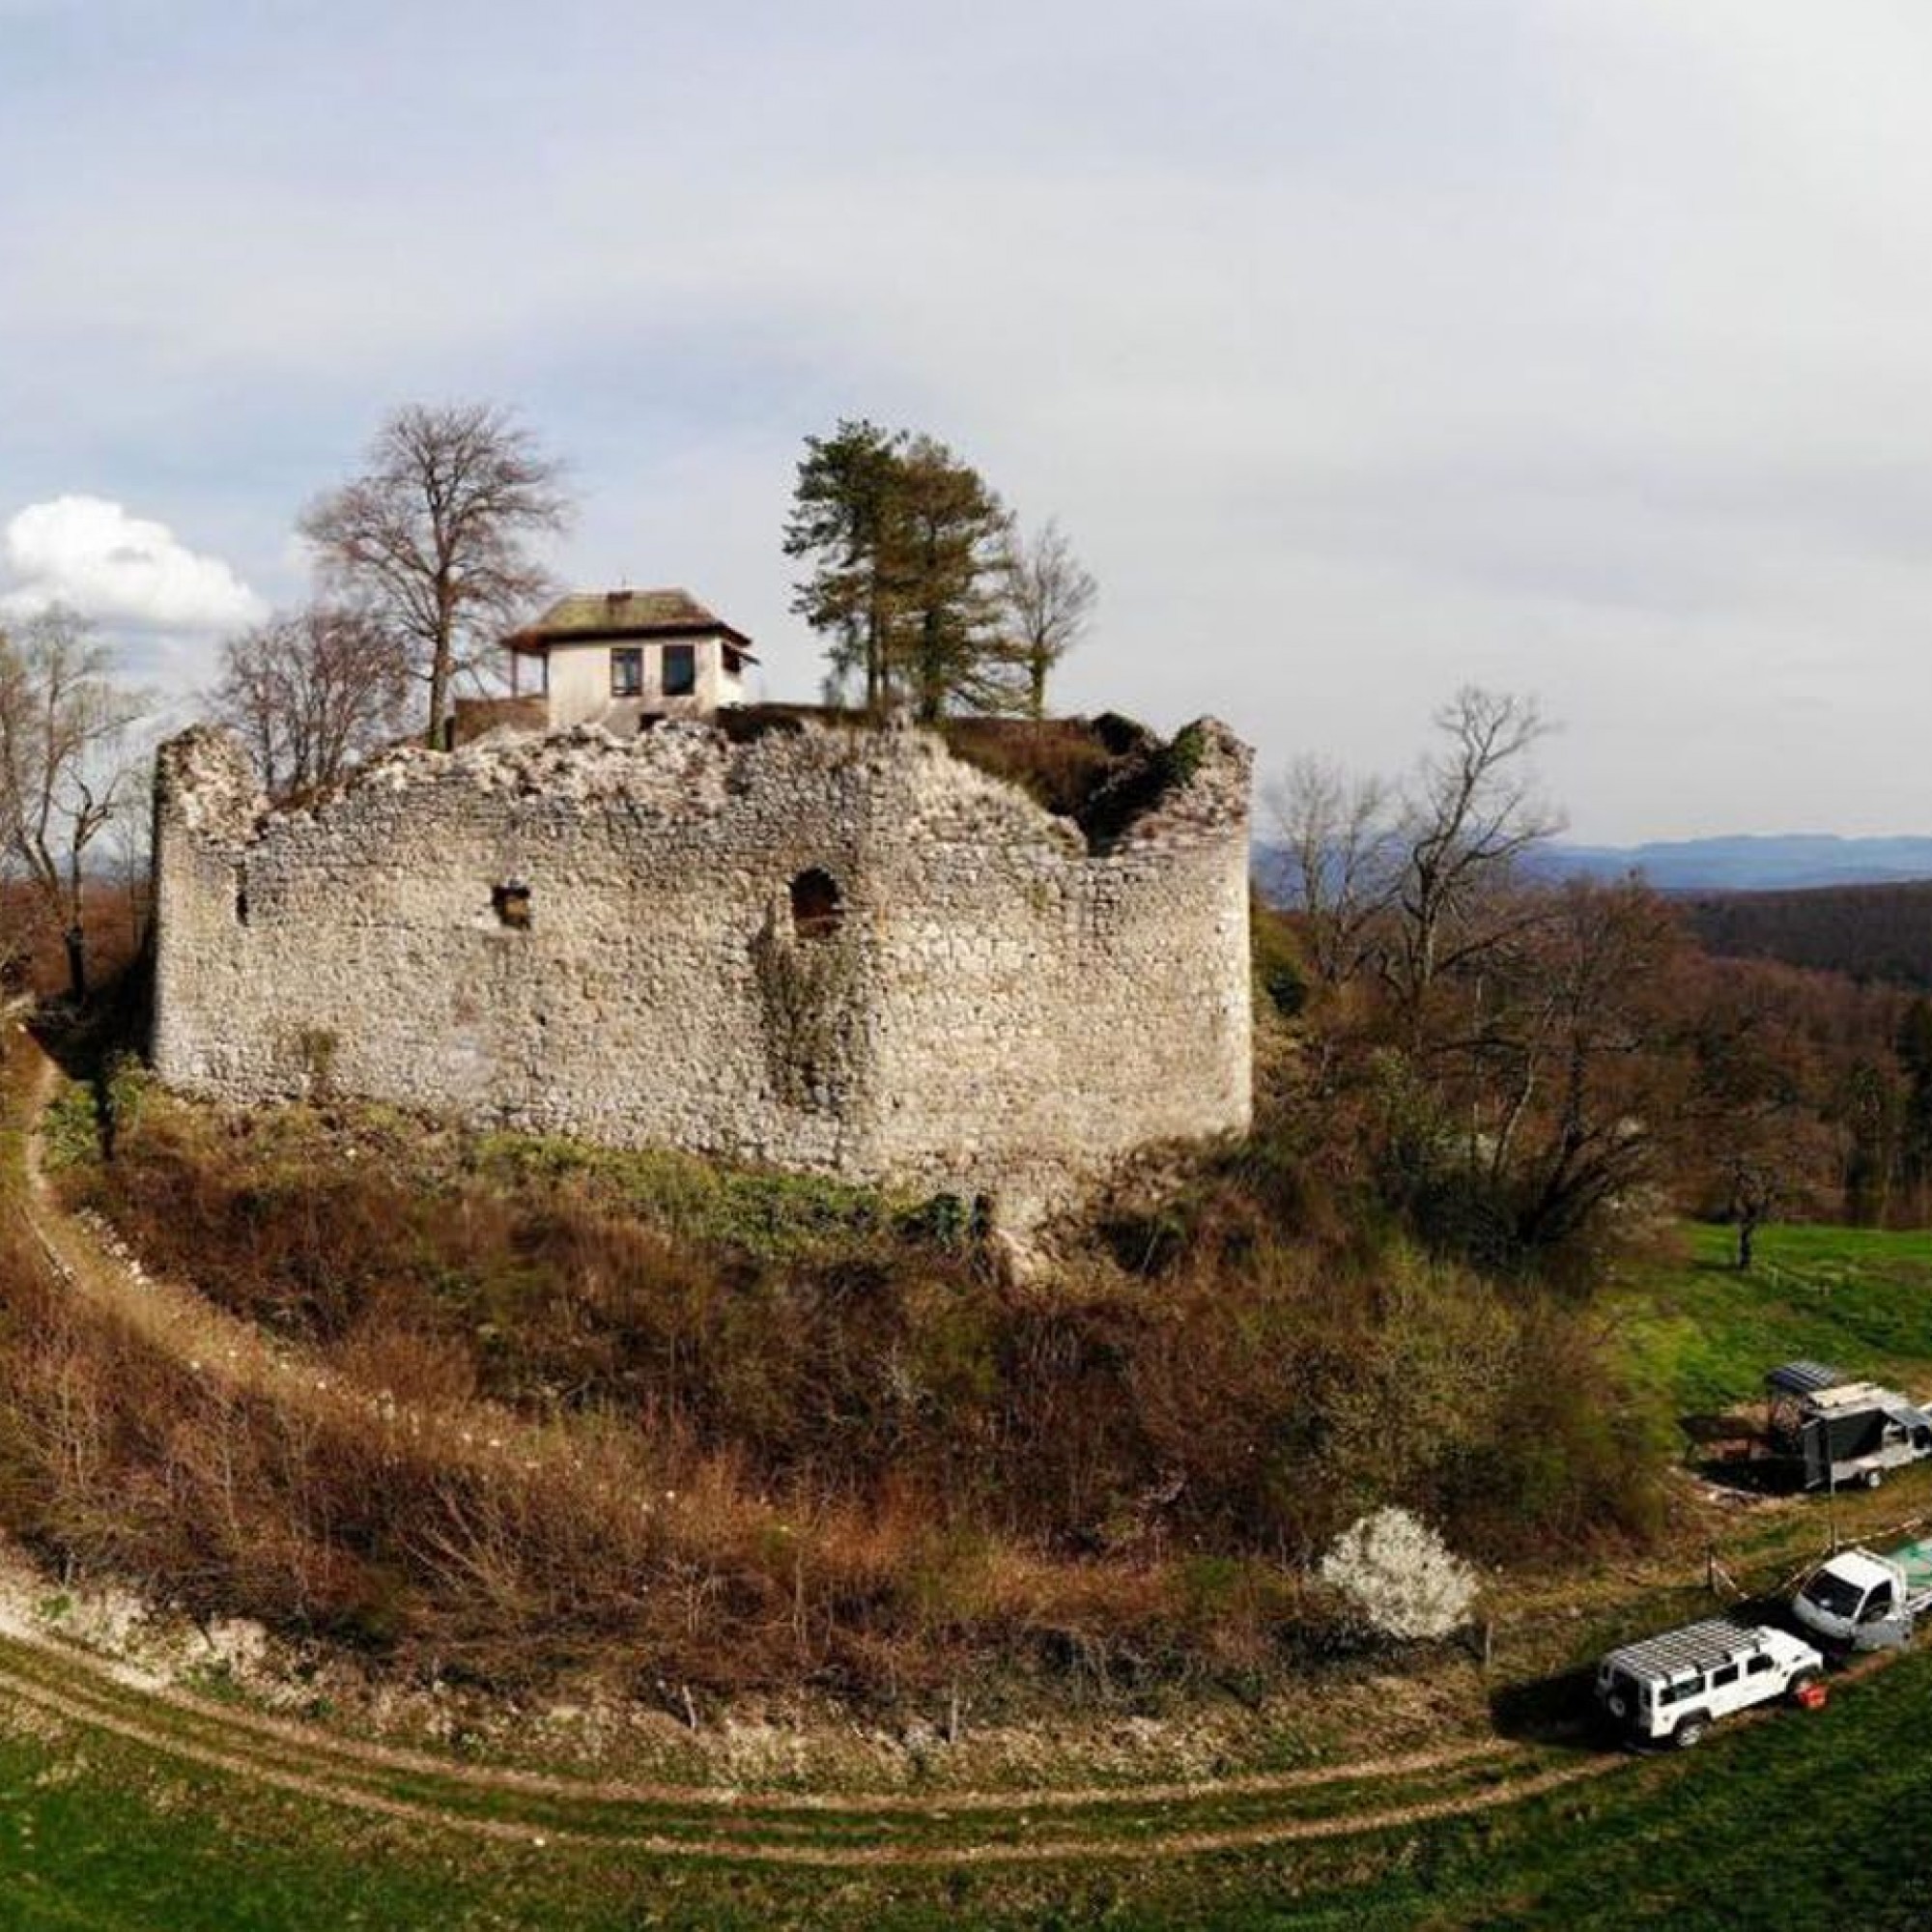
1257;833;1932;899
1254;834;1932;990
1539;840;1932;985
1537;835;1932;893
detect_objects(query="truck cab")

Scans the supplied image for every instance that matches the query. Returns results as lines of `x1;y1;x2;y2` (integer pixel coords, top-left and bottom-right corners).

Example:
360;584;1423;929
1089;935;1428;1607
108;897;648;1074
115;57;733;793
1794;1548;1924;1652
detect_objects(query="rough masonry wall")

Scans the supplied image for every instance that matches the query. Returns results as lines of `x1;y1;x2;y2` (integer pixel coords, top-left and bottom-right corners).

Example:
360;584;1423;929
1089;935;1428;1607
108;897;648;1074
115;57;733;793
152;716;1252;1219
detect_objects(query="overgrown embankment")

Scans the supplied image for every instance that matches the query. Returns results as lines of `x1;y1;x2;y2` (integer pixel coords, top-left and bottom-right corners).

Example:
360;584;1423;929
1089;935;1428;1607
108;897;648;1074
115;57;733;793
25;1043;1655;1703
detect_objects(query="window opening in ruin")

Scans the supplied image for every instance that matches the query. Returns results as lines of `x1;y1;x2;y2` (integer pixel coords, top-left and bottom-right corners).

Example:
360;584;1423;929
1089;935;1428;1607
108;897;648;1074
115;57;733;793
789;867;843;940
663;642;696;696
493;882;532;930
723;645;744;678
611;647;643;697
235;886;248;926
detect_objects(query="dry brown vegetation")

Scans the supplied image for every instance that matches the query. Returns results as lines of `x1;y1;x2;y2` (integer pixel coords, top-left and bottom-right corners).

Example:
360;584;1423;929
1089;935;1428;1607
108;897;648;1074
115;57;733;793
10;1002;1656;1710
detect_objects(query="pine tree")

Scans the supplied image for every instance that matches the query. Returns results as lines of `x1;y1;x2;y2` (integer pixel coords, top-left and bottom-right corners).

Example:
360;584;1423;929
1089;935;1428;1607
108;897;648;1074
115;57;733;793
784;422;1010;719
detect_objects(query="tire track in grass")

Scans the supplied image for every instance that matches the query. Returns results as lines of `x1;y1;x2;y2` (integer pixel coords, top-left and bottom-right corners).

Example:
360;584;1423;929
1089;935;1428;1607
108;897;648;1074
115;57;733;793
0;1610;1565;1854
0;1642;1617;1867
0;1604;1523;1820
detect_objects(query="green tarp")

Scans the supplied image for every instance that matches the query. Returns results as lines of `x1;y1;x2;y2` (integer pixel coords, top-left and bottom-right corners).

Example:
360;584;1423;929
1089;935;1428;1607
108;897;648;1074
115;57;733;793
1885;1538;1932;1592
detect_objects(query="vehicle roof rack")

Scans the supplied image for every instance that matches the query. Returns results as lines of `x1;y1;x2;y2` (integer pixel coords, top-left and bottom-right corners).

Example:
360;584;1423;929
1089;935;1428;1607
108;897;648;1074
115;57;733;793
1604;1617;1769;1679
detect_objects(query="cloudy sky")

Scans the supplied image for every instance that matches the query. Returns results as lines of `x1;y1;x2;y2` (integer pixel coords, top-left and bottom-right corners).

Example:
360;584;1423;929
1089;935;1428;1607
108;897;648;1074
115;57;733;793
5;0;1931;839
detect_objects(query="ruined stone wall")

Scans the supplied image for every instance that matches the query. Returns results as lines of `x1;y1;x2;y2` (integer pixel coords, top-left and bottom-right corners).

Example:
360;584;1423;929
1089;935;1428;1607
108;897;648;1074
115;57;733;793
152;716;1252;1218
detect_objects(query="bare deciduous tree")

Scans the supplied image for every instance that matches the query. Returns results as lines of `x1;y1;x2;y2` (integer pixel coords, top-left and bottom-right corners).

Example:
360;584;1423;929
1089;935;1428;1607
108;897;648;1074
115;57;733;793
298;403;570;744
1384;687;1564;1037
103;750;155;959
1464;878;1686;1253
999;517;1096;720
1684;966;1841;1268
212;604;412;802
1267;689;1557;1017
0;608;150;998
1264;754;1399;985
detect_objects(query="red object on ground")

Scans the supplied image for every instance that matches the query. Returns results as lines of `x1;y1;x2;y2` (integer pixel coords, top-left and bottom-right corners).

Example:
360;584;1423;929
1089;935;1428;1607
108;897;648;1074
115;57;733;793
1796;1682;1830;1711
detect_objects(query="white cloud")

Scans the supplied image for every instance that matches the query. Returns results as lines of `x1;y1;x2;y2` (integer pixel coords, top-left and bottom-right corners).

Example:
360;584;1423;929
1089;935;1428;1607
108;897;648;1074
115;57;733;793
0;496;266;633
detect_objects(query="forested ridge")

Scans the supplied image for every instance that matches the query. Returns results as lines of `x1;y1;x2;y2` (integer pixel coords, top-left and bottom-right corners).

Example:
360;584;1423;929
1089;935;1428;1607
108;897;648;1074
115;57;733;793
1686;879;1932;991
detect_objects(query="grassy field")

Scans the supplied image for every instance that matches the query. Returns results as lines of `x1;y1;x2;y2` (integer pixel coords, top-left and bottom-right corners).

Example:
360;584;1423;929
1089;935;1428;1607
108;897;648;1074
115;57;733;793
0;1623;1925;1928
1607;1221;1932;1421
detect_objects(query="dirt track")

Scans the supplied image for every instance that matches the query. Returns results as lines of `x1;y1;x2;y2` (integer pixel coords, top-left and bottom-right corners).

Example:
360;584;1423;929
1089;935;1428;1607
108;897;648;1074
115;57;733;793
4;1034;1627;1868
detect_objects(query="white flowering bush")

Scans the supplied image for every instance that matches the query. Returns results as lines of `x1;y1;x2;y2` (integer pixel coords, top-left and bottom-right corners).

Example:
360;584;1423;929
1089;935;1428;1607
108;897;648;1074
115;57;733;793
1319;1505;1477;1641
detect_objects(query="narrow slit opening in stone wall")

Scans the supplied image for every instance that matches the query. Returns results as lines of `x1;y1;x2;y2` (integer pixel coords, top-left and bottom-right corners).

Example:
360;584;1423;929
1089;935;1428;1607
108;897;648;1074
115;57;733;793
789;867;843;940
493;883;533;930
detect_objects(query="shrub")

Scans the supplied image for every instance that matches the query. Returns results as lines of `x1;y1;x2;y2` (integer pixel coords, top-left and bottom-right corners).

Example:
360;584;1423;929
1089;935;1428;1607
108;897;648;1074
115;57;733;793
1320;1507;1477;1641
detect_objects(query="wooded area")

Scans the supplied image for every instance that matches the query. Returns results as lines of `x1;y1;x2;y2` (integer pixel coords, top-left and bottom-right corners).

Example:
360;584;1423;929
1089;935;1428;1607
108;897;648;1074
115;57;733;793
1264;690;1932;1266
1687;880;1932;990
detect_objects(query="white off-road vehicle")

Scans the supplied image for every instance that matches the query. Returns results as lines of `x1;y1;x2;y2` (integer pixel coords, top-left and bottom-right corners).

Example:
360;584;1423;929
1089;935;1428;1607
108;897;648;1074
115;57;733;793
1594;1617;1826;1747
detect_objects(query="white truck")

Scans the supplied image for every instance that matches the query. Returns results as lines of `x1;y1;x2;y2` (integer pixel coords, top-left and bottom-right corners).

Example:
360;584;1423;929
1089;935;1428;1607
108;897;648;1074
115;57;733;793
1594;1617;1826;1747
1792;1538;1932;1652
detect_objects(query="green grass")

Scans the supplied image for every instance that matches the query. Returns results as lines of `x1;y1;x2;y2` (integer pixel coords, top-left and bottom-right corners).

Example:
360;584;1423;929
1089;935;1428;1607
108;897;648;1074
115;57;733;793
35;1077;99;1174
1367;1648;1932;1928
1067;1646;1932;1931
469;1127;927;1260
1608;1221;1932;1420
2;1637;1930;1929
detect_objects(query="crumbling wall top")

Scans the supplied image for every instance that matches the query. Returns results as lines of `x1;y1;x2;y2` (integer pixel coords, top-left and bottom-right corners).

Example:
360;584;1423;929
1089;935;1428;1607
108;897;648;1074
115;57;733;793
156;712;1252;857
155;724;263;844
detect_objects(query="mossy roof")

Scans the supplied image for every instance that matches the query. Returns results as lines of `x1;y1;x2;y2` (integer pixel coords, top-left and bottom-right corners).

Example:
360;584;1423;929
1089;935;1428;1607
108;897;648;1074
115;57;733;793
505;588;754;658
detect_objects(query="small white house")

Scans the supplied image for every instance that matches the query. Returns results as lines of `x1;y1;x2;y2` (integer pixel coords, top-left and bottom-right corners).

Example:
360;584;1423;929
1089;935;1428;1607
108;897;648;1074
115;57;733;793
504;588;755;731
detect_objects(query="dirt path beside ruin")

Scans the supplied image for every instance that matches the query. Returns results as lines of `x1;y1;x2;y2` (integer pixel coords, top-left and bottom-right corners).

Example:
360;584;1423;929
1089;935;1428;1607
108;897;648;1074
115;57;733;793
5;1029;1646;1870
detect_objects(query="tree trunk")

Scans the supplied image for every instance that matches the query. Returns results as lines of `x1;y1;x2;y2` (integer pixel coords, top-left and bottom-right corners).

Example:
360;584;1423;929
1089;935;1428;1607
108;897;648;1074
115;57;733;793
1737;1216;1756;1271
64;923;87;1003
426;646;450;748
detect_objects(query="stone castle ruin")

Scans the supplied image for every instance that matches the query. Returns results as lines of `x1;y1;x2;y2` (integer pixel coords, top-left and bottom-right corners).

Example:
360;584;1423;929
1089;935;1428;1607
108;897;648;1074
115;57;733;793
151;673;1253;1226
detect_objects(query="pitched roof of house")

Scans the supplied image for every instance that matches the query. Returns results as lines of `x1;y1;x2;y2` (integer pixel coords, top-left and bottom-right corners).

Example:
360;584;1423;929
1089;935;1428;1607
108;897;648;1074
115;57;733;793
504;588;755;657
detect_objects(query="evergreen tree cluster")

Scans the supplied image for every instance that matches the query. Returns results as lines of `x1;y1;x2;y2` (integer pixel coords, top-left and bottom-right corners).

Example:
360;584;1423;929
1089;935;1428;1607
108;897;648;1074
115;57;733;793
783;418;1094;721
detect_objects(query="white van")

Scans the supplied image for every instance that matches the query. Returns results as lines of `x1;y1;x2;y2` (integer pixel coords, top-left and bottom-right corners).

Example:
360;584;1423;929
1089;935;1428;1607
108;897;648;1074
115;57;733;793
1594;1618;1825;1747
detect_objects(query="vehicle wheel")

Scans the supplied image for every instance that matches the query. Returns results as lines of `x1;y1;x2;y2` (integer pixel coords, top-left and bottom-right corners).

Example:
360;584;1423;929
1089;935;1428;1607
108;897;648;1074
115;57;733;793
1606;1692;1630;1722
1864;1467;1885;1490
1673;1714;1710;1749
1789;1669;1820;1701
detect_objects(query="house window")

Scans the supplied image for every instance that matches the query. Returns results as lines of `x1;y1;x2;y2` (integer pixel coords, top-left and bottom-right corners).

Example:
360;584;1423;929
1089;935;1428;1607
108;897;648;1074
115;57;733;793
611;648;643;697
663;642;696;696
723;645;744;678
